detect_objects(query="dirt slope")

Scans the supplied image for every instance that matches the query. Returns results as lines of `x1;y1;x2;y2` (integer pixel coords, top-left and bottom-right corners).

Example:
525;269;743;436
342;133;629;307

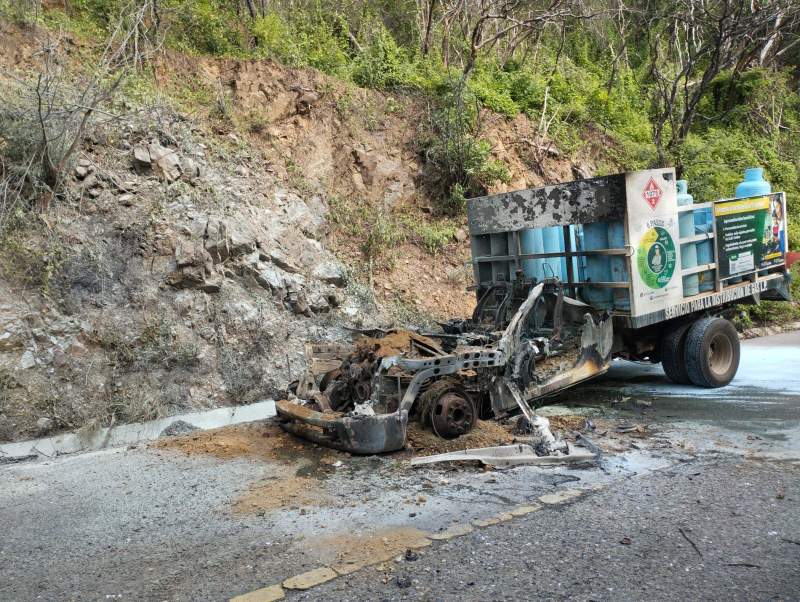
0;20;608;441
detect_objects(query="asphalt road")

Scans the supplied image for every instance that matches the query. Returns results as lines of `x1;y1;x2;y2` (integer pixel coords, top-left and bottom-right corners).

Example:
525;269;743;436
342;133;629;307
0;331;798;601
309;457;800;601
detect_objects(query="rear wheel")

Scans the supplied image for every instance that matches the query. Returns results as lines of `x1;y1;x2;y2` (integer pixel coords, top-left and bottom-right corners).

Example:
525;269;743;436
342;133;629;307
685;317;740;388
661;321;692;384
417;379;477;439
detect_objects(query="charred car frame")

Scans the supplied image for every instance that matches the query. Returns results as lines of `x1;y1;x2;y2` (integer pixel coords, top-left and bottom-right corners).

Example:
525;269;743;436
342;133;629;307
277;278;613;453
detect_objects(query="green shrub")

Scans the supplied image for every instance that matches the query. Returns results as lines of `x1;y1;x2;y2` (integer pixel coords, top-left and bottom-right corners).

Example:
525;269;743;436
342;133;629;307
361;207;406;262
253;12;350;75
421;81;510;214
401;216;459;254
252;13;296;61
469;68;518;117
352;23;416;89
166;0;244;56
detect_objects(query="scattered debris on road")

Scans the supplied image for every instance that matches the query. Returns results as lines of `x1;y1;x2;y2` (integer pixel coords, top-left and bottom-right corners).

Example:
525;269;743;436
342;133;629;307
409;442;596;467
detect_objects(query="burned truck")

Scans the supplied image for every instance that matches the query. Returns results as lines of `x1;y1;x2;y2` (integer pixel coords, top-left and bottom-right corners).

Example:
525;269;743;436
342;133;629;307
277;168;792;454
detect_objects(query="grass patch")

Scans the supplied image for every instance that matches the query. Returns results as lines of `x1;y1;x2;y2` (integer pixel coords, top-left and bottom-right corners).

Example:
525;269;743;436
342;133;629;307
98;316;200;372
400;215;459;254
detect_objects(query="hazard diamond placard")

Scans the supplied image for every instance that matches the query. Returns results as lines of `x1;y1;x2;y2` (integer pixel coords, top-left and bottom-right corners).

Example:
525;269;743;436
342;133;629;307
642;177;663;210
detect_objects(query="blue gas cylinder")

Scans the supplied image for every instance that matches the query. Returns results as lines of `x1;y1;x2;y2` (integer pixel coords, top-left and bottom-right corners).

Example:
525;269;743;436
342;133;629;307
677;180;695;239
733;167;771;281
582;222;613;309
677;179;693;205
607;221;630;310
735;167;771;199
541;226;563;280
520;229;545;280
677;180;699;297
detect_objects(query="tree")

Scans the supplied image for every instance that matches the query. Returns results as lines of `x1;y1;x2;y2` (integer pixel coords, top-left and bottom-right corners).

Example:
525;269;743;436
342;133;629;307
636;0;800;171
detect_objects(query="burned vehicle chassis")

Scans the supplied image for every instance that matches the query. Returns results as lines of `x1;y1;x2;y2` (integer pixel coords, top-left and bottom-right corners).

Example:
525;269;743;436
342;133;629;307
277;278;613;453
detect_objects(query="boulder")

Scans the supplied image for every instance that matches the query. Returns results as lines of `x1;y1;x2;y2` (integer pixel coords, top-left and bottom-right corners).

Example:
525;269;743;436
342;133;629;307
19;350;36;369
203;219;229;262
133;144;151;167
205;218;256;262
167;241;223;292
175;241;212;270
75;164;90;180
150;144;182;182
160;420;199;437
255;266;284;291
0;321;26;351
228;227;257;258
353;148;378;187
180;156;201;180
309;293;330;314
285;284;311;316
36;417;53;431
312;260;346;287
296;90;319;115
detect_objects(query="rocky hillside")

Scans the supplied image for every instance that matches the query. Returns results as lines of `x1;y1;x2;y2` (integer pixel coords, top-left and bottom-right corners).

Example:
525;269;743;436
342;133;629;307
0;21;606;441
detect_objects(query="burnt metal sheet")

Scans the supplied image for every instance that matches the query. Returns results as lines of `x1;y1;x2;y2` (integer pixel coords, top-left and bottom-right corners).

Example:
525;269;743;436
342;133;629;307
276;399;407;454
409;442;596;467
467;173;626;236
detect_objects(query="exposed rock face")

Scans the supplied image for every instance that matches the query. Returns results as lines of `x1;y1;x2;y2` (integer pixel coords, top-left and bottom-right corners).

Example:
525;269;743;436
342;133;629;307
132;140;186;182
166;246;223;292
1;49;603;442
313;261;346;286
203;218;257;263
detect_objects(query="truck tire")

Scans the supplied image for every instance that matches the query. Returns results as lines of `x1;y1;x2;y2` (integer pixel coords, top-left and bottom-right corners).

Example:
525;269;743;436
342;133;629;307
685;317;740;388
661;321;692;384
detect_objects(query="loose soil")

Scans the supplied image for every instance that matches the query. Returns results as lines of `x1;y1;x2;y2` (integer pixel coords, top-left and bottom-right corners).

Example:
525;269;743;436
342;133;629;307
152;422;314;463
232;474;332;514
547;415;587;432
301;527;432;573
407;420;515;456
356;329;441;357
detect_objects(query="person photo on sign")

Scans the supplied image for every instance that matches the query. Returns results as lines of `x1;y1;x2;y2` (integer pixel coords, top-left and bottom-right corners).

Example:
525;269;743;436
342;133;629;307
649;244;664;273
772;215;782;252
772;199;785;253
764;223;776;253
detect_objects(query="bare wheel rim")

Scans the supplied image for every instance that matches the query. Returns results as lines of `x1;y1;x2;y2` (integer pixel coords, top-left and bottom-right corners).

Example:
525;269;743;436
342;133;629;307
708;332;733;377
431;392;475;439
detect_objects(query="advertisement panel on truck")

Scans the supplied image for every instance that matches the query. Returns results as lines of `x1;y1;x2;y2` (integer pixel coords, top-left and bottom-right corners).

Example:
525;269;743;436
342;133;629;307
714;193;787;278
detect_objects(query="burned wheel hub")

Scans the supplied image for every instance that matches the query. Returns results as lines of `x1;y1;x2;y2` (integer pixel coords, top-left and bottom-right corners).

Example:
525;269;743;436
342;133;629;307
418;379;477;439
354;380;372;401
431;392;475;438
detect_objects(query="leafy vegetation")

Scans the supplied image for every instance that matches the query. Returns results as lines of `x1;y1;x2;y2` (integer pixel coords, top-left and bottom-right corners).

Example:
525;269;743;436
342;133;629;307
15;0;797;238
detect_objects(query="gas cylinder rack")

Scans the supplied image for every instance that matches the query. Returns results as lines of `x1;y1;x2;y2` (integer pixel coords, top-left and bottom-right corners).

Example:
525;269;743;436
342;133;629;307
466;168;791;386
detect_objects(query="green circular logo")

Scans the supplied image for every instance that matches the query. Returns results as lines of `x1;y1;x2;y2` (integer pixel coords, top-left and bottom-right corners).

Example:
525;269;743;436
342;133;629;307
637;226;675;288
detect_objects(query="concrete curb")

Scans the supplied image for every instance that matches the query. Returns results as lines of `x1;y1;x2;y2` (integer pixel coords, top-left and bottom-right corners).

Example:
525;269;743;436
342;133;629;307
0;400;276;463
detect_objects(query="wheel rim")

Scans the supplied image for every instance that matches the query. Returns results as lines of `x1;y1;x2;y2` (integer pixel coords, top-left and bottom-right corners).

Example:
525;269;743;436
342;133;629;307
708;332;733;377
431;392;475;439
